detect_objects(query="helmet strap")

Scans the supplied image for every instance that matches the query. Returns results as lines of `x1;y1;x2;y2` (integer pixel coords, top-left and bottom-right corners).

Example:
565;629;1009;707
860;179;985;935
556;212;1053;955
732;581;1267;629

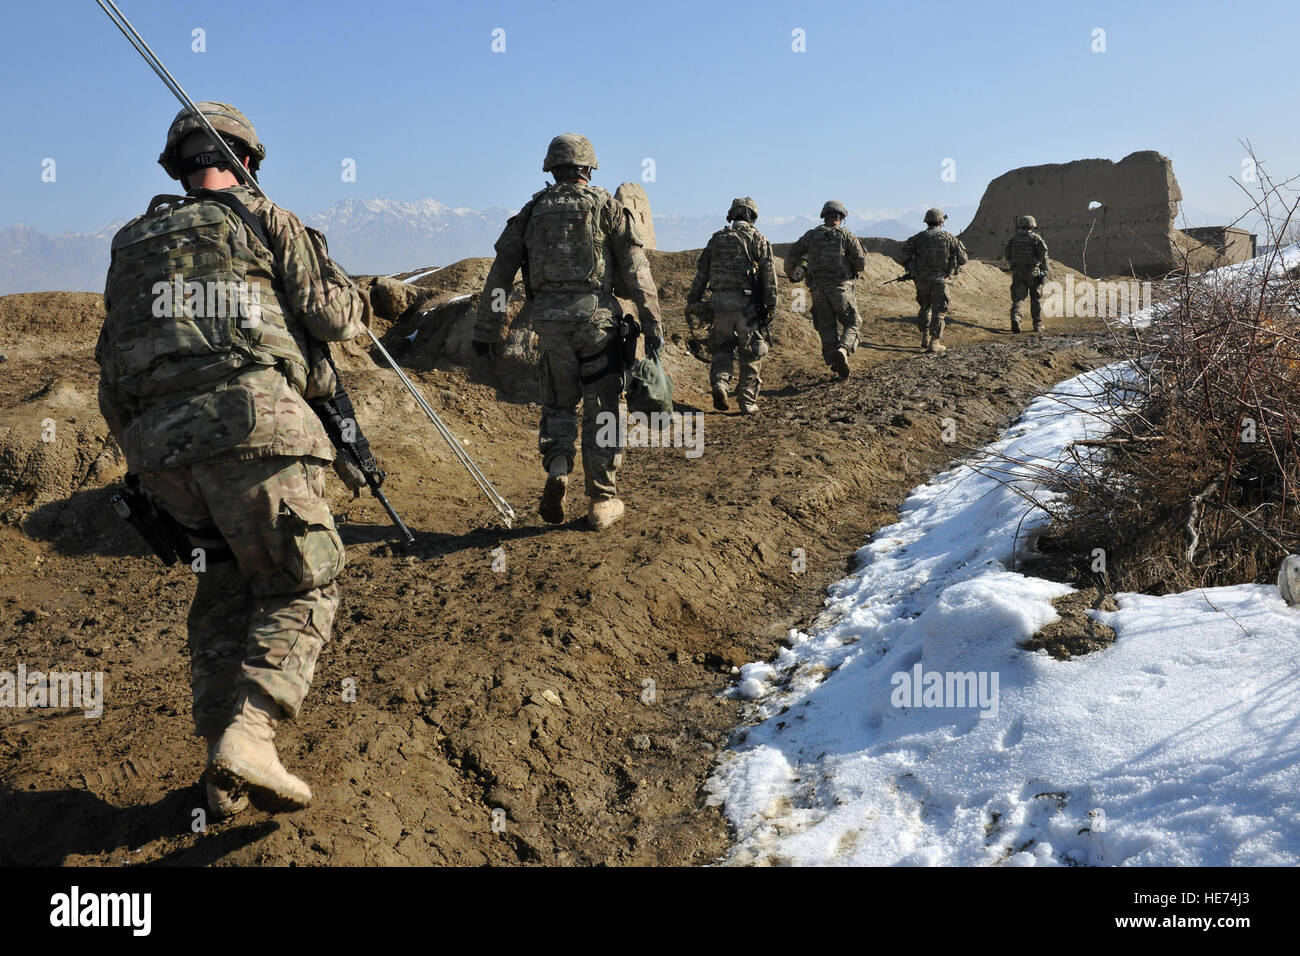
176;135;255;180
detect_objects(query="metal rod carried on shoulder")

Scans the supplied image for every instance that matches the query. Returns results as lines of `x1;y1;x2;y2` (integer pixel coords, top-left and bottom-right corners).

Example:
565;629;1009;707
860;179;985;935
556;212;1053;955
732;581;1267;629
94;0;516;530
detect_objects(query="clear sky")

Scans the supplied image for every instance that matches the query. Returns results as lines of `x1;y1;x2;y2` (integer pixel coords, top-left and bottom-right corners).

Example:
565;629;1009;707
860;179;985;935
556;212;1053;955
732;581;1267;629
2;0;1296;234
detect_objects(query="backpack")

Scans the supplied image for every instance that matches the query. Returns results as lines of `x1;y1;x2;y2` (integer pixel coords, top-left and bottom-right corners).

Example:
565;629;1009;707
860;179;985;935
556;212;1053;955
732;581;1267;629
912;227;954;277
807;225;847;281
707;225;756;292
1007;231;1044;270
522;183;607;294
101;191;305;402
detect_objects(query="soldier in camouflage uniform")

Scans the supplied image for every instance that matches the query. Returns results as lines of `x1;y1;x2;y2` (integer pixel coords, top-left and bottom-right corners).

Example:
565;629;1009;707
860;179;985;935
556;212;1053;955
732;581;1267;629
686;197;778;414
472;134;663;531
96;103;368;817
1005;214;1050;333
901;207;968;354
785;201;866;379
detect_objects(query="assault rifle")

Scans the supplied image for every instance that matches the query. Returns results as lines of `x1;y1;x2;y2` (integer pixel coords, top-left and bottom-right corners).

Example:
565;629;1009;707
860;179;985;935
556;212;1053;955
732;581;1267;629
742;262;775;346
311;347;415;546
883;272;915;285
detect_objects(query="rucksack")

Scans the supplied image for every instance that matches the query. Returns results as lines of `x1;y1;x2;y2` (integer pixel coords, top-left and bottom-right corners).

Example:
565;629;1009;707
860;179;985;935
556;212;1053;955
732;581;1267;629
911;228;954;277
707;225;756;292
522;183;607;295
807;225;848;281
101;191;305;402
1007;231;1044;269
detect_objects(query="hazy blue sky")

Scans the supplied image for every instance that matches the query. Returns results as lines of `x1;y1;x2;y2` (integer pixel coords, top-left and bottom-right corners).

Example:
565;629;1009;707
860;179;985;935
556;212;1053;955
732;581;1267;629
2;0;1296;234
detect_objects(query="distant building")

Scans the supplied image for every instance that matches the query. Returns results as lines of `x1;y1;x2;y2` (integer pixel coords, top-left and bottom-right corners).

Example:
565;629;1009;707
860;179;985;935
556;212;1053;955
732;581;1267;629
958;151;1253;277
1181;226;1257;266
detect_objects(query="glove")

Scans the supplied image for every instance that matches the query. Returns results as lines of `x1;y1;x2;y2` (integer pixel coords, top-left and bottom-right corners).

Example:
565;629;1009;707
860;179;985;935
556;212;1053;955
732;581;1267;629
790;263;807;283
332;454;368;498
644;334;663;356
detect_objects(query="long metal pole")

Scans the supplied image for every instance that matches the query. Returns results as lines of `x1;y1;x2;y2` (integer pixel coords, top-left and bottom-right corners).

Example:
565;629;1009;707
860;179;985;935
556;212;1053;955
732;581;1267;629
95;0;516;528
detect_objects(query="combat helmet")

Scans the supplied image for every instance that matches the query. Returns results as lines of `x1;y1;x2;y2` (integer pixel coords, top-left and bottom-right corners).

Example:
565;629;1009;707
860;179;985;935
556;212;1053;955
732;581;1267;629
543;133;599;173
821;200;848;220
1017;215;1037;229
727;197;758;222
158;101;265;180
924;207;946;225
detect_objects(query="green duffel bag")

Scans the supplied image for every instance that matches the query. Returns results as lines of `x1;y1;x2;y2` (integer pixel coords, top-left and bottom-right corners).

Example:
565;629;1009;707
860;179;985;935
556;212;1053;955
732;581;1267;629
626;352;674;415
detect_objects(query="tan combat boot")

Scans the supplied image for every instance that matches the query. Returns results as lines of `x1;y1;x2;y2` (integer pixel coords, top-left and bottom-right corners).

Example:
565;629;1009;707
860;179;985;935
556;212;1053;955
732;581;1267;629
1011;316;1023;334
539;458;569;524
203;736;249;819
712;384;729;411
1032;318;1043;332
832;347;851;380
588;497;625;531
208;687;313;812
927;337;947;354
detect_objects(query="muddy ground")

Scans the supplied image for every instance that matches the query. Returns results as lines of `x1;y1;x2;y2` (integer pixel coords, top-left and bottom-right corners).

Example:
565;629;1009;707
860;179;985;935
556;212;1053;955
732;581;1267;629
0;251;1116;866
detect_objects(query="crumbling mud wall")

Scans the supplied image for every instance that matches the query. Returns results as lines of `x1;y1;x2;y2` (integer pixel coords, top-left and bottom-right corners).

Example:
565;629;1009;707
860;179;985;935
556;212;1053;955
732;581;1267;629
960;151;1185;277
615;182;656;250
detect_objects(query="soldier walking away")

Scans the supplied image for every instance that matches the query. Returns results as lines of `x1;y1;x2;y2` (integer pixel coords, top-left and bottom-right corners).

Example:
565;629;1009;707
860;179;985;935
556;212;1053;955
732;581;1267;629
1005;214;1050;333
686;197;778;414
97;103;370;817
901;208;968;354
786;201;866;380
472;134;664;531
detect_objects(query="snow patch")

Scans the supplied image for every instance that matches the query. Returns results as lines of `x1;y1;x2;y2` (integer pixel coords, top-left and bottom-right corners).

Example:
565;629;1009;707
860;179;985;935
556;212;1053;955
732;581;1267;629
710;363;1300;866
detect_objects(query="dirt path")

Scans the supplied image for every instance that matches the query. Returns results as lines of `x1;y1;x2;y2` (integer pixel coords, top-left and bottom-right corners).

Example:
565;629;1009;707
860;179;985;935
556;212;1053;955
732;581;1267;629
0;263;1115;866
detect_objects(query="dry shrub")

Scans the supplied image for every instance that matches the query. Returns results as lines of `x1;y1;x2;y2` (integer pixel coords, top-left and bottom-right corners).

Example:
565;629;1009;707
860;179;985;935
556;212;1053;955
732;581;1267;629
1030;156;1300;593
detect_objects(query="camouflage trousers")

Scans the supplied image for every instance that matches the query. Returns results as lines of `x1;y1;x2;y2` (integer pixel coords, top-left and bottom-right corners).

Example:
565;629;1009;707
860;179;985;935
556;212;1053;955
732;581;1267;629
915;277;951;337
709;309;766;405
535;313;624;500
140;454;345;737
1010;272;1044;323
810;282;861;365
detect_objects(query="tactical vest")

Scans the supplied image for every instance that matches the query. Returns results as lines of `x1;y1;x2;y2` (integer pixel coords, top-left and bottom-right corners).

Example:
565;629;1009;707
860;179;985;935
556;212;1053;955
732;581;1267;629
912;227;954;277
807;225;849;282
101;193;309;402
707;224;756;292
1007;231;1044;269
523;183;608;295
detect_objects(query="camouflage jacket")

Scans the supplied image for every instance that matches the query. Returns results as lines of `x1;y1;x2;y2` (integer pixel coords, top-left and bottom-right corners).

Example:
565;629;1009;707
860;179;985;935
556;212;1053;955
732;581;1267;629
97;184;368;470
473;182;663;341
1005;229;1049;276
687;220;778;311
785;224;866;285
902;226;968;280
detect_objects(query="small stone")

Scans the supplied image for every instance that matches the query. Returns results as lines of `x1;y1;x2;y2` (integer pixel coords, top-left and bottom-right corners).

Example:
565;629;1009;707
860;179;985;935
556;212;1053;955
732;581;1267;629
541;689;563;707
630;734;651;751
